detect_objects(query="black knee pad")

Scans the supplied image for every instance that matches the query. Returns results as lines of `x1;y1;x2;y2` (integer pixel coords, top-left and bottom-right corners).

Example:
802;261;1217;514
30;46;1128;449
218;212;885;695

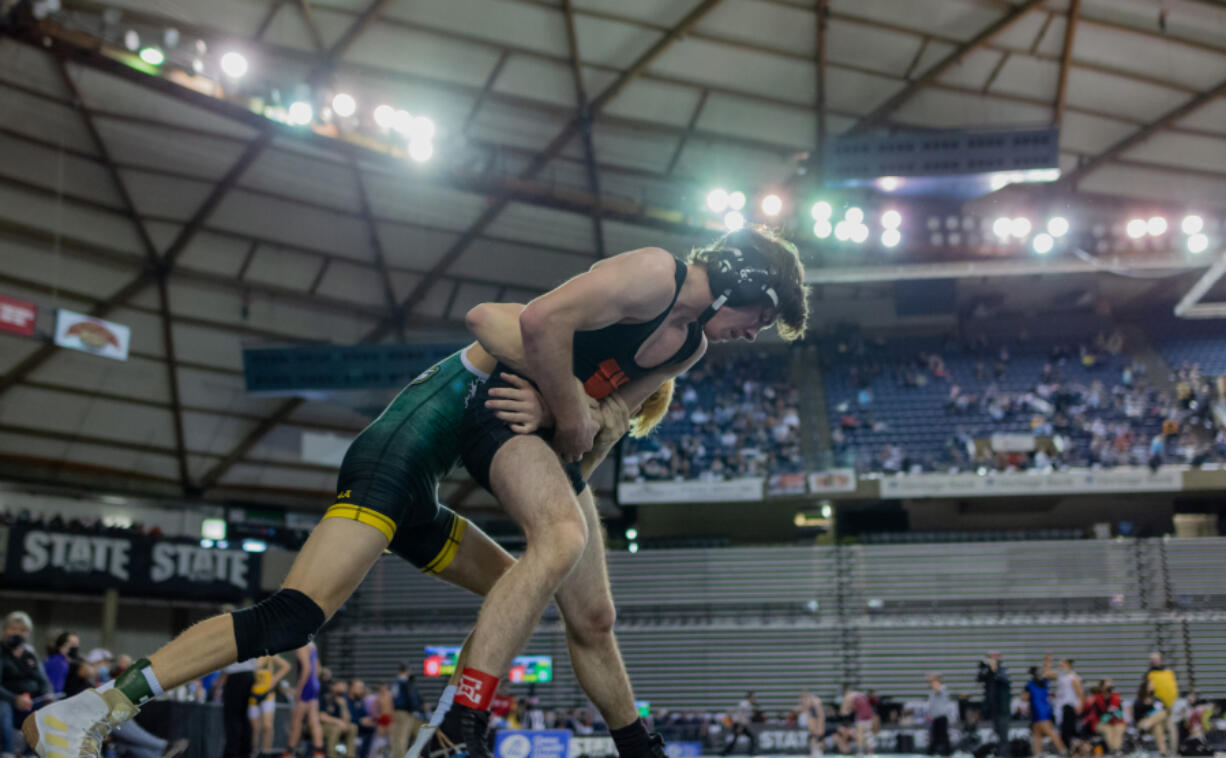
231;588;326;660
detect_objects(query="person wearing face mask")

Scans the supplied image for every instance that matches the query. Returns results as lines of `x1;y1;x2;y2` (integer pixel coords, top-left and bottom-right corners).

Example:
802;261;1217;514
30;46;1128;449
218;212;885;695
43;632;80;696
1;611;51;758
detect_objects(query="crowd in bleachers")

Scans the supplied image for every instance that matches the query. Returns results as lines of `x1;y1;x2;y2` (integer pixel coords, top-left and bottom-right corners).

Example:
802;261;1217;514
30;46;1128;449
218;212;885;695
0;508;165;537
826;327;1226;474
620;351;804;482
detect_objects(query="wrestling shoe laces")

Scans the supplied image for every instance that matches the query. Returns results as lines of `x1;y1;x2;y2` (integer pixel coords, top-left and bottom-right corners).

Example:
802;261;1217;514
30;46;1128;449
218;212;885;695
432;706;491;758
22;688;138;758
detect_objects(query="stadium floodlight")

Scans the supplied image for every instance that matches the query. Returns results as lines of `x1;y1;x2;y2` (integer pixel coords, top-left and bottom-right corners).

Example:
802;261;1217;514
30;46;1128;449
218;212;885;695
706;188;729;213
850;224;869;244
1126;219;1148;239
1187;233;1209;254
879;176;900;191
845;207;864;224
881;210;902;229
1033;233;1054;255
811;201;833;220
728;191;747;211
724;211;745;231
241;540;267;553
628;542;639;554
992;217;1011;239
834;220;852;241
139;47;164;66
220;51;248;78
373;104;395;129
124;30;140;51
1010;217;1032;238
392;109;414;135
820;503;833;519
1148;216;1168;236
287;101;314;126
1047;216;1069;237
408;140;434;163
814;219;833;239
1182;215;1204;235
331;93;357;118
192;58;204;74
200;539;214;549
409;116;435;142
881;229;901;248
761;194;783;217
625;527;638;541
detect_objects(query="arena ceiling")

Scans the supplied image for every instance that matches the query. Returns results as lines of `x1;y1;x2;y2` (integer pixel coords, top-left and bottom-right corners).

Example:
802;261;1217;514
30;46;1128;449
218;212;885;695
0;0;1224;512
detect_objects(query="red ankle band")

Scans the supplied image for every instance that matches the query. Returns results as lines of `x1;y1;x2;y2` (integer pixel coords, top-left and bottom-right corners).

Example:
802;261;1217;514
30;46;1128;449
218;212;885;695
454;667;499;710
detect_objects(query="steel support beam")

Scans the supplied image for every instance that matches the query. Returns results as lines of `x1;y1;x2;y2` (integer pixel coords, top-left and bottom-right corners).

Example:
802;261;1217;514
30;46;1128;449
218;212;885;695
54;60;192;492
310;0;390;78
849;0;1046;132
815;0;829;179
1054;0;1080;126
562;0;606;258
462;51;512;136
1061;75;1226;189
665;89;708;176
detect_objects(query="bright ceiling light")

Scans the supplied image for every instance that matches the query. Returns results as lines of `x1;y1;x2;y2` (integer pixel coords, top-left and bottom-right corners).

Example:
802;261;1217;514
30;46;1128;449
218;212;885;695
814;219;833;239
760;194;783;217
373;104;395;129
728;191;747;211
331;93;357;118
1010;217;1032;238
881;210;902;229
850;224;869;244
811;201;832;220
409;115;435;142
879;176;901;192
1126;219;1148;239
881;229;901;248
392;109;414;135
706;188;729;214
139;47;164;66
992;217;1011;239
220;51;248;79
1181;215;1204;235
845;207;864;224
124;30;140;51
1047;216;1069;237
628;542;639;554
723;210;745;231
287;101;313;126
408;139;434;163
1148;216;1168;236
1187;233;1209;254
834;220;851;241
1033;233;1054;255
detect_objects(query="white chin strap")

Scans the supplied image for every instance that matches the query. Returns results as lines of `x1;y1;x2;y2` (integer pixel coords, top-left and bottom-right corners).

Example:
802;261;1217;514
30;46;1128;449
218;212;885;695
697;293;729;326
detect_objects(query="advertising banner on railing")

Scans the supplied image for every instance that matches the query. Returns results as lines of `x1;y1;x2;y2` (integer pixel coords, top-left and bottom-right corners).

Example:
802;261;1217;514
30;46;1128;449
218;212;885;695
879;466;1183;499
2;525;262;600
618;477;765;504
807;468;858;494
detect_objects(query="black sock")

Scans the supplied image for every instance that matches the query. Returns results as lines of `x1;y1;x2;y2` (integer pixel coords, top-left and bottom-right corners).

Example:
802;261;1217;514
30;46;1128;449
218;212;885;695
610;718;651;758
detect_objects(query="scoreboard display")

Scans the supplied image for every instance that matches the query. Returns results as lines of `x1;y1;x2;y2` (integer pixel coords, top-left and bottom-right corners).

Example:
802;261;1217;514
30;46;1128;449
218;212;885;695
423;646;552;683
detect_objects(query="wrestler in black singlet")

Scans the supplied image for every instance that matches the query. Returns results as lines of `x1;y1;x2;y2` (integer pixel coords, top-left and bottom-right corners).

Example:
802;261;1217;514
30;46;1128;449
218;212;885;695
460;257;703;494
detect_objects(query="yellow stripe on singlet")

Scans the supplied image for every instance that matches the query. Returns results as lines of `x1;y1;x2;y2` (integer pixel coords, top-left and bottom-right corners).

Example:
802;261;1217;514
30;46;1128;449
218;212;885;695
322;503;396;541
421;514;467;575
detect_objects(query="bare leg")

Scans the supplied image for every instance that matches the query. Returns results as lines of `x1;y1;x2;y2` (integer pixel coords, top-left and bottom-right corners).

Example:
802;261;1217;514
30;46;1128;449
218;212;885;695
434;523;516;596
308;701;323;751
289;701;307;753
251;714;262;757
464;436;589;676
1044;722;1066;754
147;519;389;689
553;488;638;729
262;710;276;754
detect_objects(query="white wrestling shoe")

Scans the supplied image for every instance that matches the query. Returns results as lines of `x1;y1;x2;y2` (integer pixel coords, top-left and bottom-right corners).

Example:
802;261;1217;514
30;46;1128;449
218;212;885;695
22;688;139;758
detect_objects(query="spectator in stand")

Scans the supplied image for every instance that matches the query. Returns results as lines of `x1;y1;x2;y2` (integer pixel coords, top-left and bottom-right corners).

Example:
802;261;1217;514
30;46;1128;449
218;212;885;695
390;666;422;758
1085;680;1124;755
1;611;50;758
1133;682;1169;756
798;691;825;757
839;685;874;755
1053;658;1083;750
925;674;955;757
42;631;78;695
1146;652;1179;756
320;680;356;758
490;680;515;728
347;680;376;758
1026;656;1066;757
977;651;1011;757
721;692;756;755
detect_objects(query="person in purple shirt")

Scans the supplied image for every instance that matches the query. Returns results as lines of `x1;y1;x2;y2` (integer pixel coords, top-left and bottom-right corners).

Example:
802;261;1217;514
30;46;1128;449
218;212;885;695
42;632;79;695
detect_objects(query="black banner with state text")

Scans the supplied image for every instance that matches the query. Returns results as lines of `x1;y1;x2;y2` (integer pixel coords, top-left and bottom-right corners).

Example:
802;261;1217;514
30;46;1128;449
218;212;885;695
1;525;262;601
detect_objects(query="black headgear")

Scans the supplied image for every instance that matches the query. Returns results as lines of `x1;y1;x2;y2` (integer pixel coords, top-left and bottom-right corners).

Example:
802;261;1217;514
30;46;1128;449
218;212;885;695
697;246;780;326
